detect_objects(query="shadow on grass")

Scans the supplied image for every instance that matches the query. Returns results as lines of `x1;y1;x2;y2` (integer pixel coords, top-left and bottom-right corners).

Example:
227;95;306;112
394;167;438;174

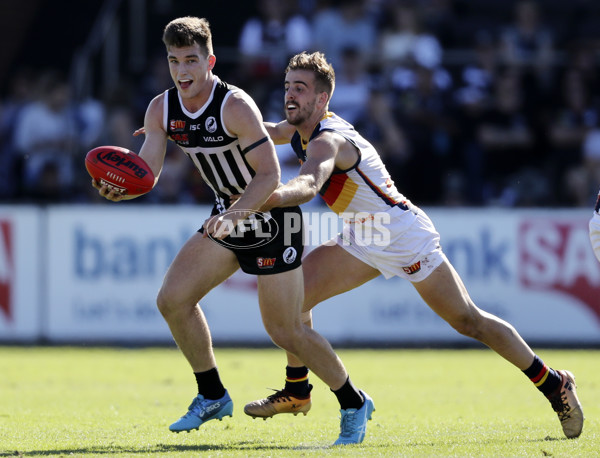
3;437;569;456
2;441;334;456
400;434;568;449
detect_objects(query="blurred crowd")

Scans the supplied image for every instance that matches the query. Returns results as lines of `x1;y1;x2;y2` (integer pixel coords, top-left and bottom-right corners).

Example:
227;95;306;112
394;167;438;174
2;0;600;208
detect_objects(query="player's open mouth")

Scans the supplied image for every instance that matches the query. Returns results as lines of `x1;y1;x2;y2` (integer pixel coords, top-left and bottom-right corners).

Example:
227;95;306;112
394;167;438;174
286;103;298;111
179;79;193;89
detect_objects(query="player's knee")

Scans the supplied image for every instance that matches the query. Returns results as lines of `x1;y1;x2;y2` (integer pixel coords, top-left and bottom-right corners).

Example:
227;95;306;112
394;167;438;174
156;287;173;317
156;284;188;318
265;324;300;353
269;333;295;352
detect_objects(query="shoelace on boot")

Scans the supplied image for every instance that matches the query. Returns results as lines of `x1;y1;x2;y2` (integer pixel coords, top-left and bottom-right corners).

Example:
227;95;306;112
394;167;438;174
266;389;293;404
548;390;571;420
339;409;359;437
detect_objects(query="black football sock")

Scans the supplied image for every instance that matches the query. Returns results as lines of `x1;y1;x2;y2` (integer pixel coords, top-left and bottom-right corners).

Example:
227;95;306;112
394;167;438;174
523;355;562;396
194;367;226;400
332;376;364;410
284;366;311;397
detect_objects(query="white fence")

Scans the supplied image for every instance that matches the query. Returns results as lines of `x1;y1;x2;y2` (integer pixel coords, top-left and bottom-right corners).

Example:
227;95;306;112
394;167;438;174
1;204;599;345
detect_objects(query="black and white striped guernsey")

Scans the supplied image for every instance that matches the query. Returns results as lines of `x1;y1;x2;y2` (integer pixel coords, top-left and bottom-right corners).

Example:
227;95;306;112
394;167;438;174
162;77;255;212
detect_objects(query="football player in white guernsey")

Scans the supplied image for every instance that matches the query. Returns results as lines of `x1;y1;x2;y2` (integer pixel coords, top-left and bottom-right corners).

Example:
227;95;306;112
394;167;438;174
92;17;372;446
590;190;600;262
243;51;584;440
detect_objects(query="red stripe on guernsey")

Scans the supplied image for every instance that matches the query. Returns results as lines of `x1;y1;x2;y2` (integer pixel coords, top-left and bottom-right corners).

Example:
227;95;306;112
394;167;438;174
530;365;548;384
355;167;400;207
320;173;348;207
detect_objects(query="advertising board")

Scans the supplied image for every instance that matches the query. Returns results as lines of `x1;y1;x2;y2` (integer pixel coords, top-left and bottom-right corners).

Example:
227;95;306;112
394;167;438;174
0;206;42;341
42;206;600;345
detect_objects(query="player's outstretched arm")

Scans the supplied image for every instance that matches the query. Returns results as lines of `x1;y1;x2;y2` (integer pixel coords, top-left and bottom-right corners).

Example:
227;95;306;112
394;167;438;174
264;120;296;145
264;132;339;210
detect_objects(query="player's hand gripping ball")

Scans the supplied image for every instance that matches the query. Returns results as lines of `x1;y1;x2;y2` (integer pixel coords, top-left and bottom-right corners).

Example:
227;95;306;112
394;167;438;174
85;146;154;197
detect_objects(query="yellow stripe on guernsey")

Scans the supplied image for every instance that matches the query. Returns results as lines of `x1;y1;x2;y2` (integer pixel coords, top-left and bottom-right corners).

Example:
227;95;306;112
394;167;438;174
327;174;358;214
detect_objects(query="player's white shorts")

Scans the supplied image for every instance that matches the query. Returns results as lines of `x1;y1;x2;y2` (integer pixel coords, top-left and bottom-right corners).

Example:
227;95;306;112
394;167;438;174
336;204;446;282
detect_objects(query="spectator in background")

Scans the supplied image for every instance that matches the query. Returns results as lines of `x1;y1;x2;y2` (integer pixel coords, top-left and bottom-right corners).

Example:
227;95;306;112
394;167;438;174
418;0;457;48
477;67;537;205
454;32;498;110
548;68;599;205
328;46;373;128
584;132;600;198
101;81;144;154
567;43;600;105
237;0;312;109
134;51;174;121
452;32;500;205
366;86;412;195
499;0;555;92
499;1;554;66
311;0;377;69
12;70;84;202
369;1;457;205
382;61;456;205
406;66;455;205
377;1;443;75
564;129;600;208
0;67;34;200
236;0;316;163
498;1;558;161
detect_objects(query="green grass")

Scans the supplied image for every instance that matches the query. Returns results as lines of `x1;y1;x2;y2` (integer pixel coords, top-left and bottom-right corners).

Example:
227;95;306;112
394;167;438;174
0;347;598;457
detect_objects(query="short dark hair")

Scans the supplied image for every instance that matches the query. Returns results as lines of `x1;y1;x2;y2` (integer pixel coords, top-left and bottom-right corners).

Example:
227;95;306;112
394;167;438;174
286;52;335;98
162;17;213;56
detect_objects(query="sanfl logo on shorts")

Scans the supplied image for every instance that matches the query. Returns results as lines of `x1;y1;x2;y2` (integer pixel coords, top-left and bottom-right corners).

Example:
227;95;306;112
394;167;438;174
402;261;421;275
283;247;297;264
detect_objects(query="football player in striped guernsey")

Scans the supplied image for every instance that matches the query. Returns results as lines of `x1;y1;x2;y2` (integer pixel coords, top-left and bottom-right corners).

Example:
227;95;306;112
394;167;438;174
93;17;372;445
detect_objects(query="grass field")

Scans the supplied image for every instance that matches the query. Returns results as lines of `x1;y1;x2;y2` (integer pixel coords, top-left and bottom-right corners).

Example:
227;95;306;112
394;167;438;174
0;346;598;457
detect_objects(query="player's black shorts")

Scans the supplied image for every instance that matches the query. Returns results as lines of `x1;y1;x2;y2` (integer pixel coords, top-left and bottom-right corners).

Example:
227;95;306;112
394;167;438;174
199;205;304;275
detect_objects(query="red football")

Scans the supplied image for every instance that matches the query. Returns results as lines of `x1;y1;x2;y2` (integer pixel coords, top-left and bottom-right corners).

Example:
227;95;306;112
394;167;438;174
85;146;154;197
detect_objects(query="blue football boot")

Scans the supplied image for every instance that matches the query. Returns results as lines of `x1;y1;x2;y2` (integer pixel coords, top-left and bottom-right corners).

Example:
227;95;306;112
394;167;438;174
169;390;233;432
333;390;375;445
